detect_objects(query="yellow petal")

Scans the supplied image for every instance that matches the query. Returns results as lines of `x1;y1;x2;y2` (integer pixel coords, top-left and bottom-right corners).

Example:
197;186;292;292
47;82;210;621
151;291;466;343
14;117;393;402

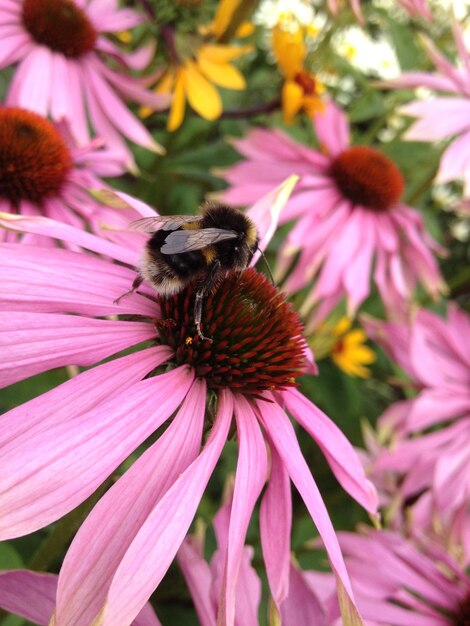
184;60;222;120
303;94;326;116
235;21;255;38
212;0;241;39
332;352;371;378
196;53;246;90
167;71;186;131
198;43;252;63
281;80;304;124
154;68;176;94
272;25;305;78
332;316;353;336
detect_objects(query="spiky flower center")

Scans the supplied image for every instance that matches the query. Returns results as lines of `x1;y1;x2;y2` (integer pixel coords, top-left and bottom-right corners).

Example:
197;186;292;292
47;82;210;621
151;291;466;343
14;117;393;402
329;146;405;211
0;108;72;205
156;268;306;392
22;0;97;58
454;593;470;626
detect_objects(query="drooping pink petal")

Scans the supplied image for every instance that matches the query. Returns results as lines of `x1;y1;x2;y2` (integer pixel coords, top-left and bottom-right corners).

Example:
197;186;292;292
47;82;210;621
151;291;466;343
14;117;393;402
92;391;233;626
280;564;327;626
178;538;217;626
260;443;292;610
0;368;193;539
283;389;378;514
256;398;363;624
0;570;56;625
0;569;162;626
217;395;268;626
56;379;206;626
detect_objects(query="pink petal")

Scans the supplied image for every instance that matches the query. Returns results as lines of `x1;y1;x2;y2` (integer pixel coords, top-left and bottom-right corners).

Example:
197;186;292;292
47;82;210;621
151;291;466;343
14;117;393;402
0;33;33;67
384;72;459;92
0;313;155;388
0;214;139;265
247;175;299;264
281;564;327;626
218;396;268;626
178;539;216;626
283;389;378;514
260;444;292;609
0;570;56;625
313;101;350;156
0;346;170;448
56;379;206;626
256;398;362;622
94;390;233;626
8;46;53;115
0;244;155;317
401;98;470;141
0;368;193;539
84;57;163;152
0;569;162;626
436;130;470;185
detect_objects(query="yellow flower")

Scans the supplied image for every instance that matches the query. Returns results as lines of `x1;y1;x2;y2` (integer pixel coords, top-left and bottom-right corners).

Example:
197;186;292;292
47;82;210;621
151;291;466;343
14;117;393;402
143;0;253;131
147;43;249;131
330;317;376;379
272;22;324;124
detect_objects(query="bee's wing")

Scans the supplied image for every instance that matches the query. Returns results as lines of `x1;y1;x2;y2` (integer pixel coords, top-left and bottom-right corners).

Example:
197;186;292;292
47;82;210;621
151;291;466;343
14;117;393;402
160;228;238;254
129;215;202;233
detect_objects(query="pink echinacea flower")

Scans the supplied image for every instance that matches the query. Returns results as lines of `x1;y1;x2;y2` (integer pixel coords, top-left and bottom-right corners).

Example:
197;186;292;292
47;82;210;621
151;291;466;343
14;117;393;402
386;22;470;196
0;106;148;243
334;528;470;626
0;569;162;625
0;0;169;169
220;101;444;323
363;305;470;529
0;181;377;626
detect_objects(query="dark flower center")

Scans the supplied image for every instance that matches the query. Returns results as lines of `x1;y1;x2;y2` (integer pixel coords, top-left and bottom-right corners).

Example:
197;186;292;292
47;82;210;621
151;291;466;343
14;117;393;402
0;108;72;205
22;0;97;58
294;71;317;96
156;268;306;392
329;146;405;211
454;593;470;626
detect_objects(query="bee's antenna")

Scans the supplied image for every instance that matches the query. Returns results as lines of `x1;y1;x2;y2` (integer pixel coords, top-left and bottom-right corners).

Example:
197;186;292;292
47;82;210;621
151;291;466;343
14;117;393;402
258;248;275;285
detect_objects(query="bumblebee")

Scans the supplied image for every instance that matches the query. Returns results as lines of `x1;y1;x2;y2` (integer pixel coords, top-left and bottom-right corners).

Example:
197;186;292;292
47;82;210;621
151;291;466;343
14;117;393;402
119;202;259;341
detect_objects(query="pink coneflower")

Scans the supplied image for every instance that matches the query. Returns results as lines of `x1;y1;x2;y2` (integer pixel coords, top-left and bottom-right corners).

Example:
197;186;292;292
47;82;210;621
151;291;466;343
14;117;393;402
363;305;470;529
0;106;147;243
220;101;444;323
334;528;470;626
0;186;376;626
386;22;470;196
0;0;169;169
0;570;162;625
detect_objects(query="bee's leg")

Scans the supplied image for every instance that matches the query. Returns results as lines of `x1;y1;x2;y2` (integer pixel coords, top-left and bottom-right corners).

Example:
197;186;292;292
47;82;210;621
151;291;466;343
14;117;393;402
194;260;221;342
114;274;144;305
